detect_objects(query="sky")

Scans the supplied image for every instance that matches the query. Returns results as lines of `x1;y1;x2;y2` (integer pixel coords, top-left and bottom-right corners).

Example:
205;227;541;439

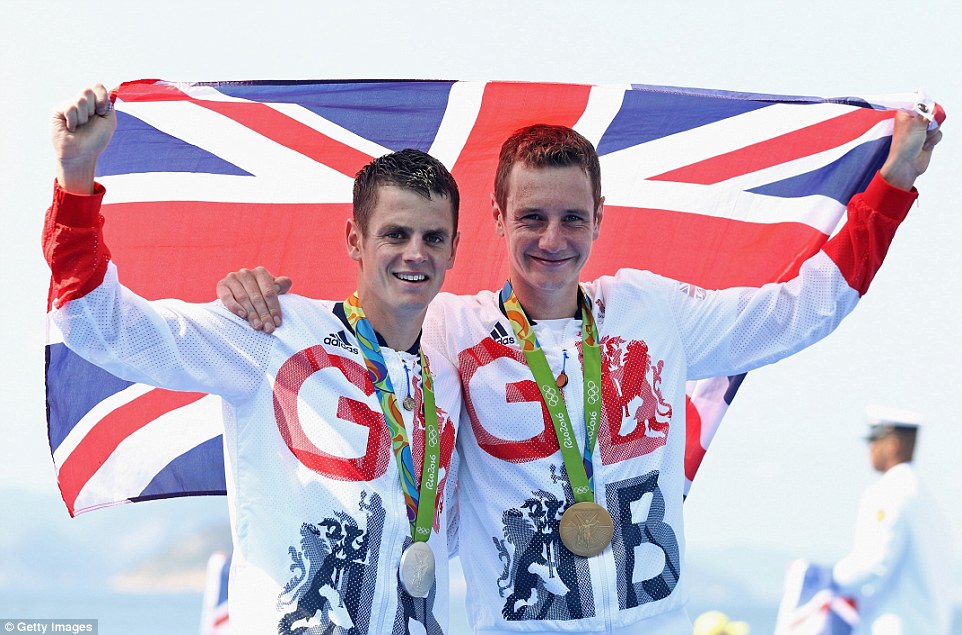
2;0;961;614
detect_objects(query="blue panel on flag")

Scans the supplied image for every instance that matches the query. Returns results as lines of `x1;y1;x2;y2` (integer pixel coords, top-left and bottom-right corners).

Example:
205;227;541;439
597;90;769;156
46;343;135;452
725;374;746;404
214;81;455;153
218;554;231;603
96;112;252;178
138;435;227;498
749;137;890;202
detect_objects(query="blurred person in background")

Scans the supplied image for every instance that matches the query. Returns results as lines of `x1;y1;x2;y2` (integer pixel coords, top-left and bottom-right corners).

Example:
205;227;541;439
831;406;954;635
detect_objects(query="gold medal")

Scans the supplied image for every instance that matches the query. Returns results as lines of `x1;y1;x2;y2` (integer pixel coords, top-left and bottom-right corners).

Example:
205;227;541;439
559;501;613;557
556;372;568;388
402;395;416;411
399;541;436;598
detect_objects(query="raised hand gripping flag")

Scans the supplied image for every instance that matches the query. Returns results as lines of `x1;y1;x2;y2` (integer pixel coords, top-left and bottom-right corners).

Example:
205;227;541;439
45;79;942;515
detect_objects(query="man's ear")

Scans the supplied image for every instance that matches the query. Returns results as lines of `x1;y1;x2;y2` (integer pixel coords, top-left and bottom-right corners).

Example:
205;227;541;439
491;193;505;236
446;231;461;271
592;196;605;240
346;218;363;262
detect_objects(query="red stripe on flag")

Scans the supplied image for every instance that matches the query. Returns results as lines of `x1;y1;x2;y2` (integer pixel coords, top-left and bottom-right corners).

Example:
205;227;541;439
59;388;207;516
114;80;179;102
102;202;829;302
195;101;374;178
651;108;892;185
116;81;373;178
583;205;829;289
684;397;706;482
933;102;946;125
101;201;355;302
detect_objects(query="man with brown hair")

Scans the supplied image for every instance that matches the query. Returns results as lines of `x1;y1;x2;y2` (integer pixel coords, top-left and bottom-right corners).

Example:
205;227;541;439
45;84;464;634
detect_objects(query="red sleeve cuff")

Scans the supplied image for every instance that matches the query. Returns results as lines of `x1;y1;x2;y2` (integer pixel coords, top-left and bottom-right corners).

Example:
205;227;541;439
860;173;918;223
44;180;111;309
52;180;107;228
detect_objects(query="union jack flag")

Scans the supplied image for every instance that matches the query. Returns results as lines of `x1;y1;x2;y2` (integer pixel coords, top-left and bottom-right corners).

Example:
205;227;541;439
775;559;858;634
200;551;231;634
45;79;941;515
678;282;707;300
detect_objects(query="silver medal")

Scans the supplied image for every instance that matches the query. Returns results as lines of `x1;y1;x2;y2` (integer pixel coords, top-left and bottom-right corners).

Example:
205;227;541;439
399;541;435;598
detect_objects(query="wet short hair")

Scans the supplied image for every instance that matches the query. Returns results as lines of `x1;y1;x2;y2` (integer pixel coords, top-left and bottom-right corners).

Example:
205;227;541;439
353;149;460;234
494;124;602;213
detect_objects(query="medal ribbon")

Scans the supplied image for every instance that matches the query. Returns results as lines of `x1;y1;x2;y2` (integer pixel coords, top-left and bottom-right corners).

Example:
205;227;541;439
500;281;602;503
343;293;441;542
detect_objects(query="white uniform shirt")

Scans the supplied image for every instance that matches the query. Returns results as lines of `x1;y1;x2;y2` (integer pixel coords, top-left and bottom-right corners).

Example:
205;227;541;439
834;463;954;635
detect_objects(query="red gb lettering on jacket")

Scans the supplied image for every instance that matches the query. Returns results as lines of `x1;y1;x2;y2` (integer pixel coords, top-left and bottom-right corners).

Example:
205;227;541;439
459;334;671;465
459;338;558;462
273;345;391;481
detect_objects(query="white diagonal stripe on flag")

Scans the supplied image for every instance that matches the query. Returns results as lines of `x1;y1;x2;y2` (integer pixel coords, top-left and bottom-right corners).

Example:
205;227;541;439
573;84;633;147
600;102;861;182
53;382;156;466
271;102;391;159
718;117;895;192
72;394;224;512
602;179;844;233
428;81;486;168
108;98;354;203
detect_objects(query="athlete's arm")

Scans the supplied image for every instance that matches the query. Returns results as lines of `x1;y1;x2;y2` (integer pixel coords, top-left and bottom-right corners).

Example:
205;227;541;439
45;85;271;398
677;112;940;378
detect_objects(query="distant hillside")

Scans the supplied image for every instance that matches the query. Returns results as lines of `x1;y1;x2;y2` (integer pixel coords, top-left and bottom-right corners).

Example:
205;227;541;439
111;522;232;592
687;544;804;604
0;488;230;593
3;487;960;609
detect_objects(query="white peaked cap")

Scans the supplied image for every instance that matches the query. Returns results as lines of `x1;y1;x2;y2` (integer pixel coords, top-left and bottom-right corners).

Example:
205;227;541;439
865;404;925;428
864;405;924;441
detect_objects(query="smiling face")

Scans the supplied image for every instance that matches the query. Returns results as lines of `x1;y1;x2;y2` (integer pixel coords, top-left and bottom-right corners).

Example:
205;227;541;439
347;184;459;336
494;163;604;319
